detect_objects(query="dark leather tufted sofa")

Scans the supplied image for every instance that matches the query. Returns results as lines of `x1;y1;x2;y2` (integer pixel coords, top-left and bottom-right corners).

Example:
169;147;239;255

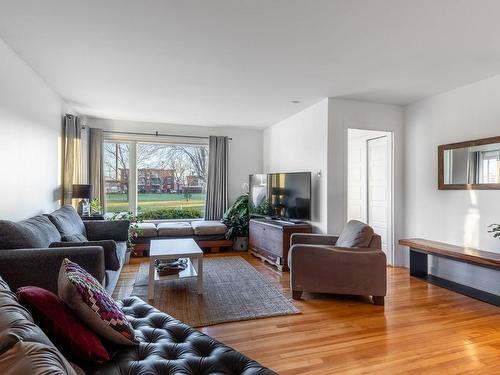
0;277;276;375
93;297;275;374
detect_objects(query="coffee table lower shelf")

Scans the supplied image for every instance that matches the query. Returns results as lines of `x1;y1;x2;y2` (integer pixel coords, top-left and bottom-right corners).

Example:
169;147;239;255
153;258;198;281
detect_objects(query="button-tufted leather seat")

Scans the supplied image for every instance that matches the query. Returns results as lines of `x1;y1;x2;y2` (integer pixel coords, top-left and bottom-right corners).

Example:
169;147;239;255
0;277;78;374
91;297;276;375
0;274;274;375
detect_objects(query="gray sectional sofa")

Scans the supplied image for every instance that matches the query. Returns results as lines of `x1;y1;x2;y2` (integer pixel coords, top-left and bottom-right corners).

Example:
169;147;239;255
0;205;129;294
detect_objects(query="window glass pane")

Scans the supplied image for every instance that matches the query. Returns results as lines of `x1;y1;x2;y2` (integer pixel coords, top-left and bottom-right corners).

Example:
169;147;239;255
136;143;208;219
481;150;499;183
103;142;130;213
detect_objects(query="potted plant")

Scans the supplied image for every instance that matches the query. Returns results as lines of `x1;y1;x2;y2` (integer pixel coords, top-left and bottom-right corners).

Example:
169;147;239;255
488;224;500;239
90;198;103;215
222;194;249;251
108;211;144;263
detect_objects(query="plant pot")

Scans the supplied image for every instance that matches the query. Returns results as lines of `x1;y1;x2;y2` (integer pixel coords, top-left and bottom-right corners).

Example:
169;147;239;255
233;236;248;251
125;248;133;265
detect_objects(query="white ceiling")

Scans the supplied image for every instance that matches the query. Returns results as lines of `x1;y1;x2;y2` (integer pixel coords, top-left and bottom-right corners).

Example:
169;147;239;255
1;1;500;128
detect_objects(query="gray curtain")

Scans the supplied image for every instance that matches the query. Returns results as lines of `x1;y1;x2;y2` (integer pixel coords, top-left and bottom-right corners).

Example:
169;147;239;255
205;136;229;220
89;128;105;209
62;114;82;205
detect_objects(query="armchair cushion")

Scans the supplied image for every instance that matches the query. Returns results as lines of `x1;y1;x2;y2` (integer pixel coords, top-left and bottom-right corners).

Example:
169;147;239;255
46;205;86;238
50;240;120;271
336;220;374;248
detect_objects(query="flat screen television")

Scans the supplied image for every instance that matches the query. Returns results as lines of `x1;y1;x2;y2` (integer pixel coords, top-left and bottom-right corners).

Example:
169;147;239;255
249;172;311;221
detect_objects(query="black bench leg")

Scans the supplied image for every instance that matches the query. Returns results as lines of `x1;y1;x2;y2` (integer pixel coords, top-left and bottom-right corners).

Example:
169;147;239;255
410;249;428;278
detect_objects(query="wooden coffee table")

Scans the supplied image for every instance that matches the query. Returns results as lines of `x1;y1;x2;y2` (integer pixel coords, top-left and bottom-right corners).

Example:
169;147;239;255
148;238;203;300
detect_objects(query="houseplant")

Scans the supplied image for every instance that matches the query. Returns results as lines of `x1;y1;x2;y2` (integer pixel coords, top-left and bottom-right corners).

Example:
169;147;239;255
108;211;144;262
90;198;103;215
488;224;500;239
222;194;249;251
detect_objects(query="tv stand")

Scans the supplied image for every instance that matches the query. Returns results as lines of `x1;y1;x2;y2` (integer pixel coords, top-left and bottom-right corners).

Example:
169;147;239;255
260;216;306;225
249;218;312;271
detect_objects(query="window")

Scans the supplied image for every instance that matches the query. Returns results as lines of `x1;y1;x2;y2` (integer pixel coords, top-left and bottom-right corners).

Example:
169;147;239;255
481;150;499;183
103;138;208;219
136;143;208;219
104;142;130;213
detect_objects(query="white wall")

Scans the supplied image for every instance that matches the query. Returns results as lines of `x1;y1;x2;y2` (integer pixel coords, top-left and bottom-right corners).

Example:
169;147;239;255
85;118;263;205
0;37;65;220
404;75;500;294
263;99;329;233
327;99;405;263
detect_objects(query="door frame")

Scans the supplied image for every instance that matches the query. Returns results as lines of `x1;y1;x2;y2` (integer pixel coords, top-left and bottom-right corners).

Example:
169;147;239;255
346;128;395;265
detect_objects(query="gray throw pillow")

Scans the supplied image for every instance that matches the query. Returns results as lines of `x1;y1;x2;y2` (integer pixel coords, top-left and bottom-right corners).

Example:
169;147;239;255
46;205;86;238
336;220;374;248
0;216;61;250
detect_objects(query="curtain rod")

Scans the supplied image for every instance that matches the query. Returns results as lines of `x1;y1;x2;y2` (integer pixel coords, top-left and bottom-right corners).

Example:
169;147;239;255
101;130;232;140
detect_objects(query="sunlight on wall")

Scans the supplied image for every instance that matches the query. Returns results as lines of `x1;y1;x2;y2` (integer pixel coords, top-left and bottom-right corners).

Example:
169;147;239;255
463;190;479;247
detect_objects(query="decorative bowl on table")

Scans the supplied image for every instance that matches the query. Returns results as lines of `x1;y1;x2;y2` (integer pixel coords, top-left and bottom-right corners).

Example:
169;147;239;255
154;258;188;276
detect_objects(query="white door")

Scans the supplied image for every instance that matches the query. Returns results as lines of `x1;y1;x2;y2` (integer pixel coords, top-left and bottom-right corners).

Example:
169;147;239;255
367;136;391;260
347;137;367;222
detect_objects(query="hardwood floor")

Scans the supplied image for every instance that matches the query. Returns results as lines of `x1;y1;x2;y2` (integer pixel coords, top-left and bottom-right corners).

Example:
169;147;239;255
114;252;500;374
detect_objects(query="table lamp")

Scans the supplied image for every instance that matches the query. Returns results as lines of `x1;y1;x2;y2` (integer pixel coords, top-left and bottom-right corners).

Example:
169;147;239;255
72;184;92;216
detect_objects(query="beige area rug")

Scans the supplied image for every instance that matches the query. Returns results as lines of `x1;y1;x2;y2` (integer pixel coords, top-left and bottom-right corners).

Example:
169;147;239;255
131;256;299;327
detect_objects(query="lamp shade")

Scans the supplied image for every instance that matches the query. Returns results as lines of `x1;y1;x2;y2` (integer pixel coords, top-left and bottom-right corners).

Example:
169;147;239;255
72;184;92;199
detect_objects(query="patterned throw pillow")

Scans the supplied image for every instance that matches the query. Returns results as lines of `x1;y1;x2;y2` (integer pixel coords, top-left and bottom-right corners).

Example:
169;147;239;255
58;258;138;345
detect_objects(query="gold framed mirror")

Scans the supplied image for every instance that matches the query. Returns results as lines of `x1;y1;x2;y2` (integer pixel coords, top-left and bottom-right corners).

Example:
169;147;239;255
438;136;500;190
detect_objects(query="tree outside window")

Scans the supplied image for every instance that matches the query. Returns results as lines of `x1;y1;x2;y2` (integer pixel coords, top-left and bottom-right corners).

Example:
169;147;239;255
103;141;208;219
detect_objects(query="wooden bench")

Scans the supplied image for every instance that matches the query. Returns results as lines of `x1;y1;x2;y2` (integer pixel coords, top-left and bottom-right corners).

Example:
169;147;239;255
134;239;233;256
399;238;500;306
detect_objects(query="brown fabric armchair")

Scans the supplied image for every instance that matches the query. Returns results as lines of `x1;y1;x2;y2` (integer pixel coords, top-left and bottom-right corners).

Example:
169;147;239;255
288;220;387;305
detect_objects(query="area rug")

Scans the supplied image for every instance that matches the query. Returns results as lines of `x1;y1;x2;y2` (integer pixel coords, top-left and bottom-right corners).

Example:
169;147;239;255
131;256;299;327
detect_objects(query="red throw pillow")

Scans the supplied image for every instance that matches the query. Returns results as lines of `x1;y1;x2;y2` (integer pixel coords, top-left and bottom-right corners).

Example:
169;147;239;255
16;286;109;364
